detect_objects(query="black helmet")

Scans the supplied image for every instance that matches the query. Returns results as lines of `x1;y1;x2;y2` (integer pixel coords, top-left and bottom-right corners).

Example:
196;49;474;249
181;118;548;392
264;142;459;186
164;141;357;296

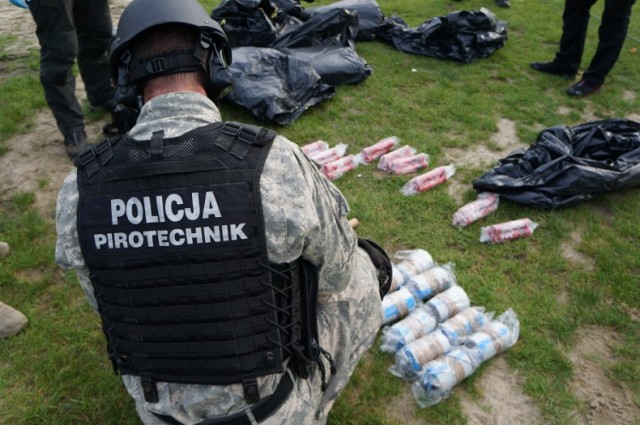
110;0;232;108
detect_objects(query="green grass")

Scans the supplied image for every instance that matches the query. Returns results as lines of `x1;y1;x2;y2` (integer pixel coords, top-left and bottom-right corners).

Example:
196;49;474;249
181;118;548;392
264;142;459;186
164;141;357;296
1;0;640;423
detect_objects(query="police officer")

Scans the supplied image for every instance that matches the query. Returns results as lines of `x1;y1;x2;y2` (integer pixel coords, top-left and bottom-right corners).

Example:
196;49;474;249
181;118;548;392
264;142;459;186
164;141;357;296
54;0;389;423
26;0;137;159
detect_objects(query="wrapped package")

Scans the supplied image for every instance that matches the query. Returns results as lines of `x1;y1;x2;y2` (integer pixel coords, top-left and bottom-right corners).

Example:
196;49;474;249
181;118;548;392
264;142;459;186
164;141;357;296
308;143;348;165
381;286;417;326
403;262;456;302
479;218;539;243
452;192;499;228
463;308;520;365
387;153;430;175
389;329;451;381
400;164;456;196
423;285;470;322
380;305;438;353
321;154;363;180
390;249;435;290
360;136;400;163
438;306;492;346
411;347;477;408
378;145;416;171
301;140;329;156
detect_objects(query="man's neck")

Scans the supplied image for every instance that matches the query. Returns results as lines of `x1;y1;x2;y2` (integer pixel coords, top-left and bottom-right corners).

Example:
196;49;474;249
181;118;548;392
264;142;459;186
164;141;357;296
144;77;207;102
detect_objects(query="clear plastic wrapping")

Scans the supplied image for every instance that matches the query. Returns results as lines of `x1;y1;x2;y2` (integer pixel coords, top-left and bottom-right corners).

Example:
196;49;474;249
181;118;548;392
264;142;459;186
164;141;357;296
389;329;452;381
300;140;329;156
403;263;456;302
479;218;539;243
360;136;400;163
320;154;363;180
438;307;492;346
400;164;456;196
411;347;477;408
380;305;438;353
381;286;417;326
387;153;430;175
308;143;348;165
463;308;520;365
378;145;417;171
452;192;499;228
423;285;470;322
390;249;435;291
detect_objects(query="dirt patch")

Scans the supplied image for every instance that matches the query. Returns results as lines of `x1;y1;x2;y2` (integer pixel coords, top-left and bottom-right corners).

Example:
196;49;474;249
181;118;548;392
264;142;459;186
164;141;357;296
443;118;527;171
622;90;636;102
385;387;433;425
567;326;640;425
561;229;595;272
556;105;572;116
459;357;545;425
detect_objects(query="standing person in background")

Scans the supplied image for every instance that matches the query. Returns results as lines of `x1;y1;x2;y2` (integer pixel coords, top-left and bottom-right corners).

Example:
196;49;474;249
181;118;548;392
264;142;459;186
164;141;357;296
55;0;390;423
25;0;135;159
530;0;636;96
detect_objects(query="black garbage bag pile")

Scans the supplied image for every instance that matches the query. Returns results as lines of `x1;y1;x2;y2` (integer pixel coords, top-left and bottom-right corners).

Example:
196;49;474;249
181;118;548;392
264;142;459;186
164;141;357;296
211;0;507;123
212;0;372;123
227;47;335;125
374;7;507;63
473;119;640;208
305;0;385;41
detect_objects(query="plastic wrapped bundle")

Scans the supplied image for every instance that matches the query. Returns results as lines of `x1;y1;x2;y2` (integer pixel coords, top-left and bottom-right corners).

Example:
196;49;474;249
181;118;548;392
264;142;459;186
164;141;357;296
308;143;348;165
381;286;417;326
423;285;470;322
301;140;329;156
463;308;520;365
479;218;539;244
387;153;430;175
400;164;456;196
378;145;416;171
411;347;477;408
380;305;438;353
438;307;492;346
403;262;456;302
390;249;435;291
321;154;364;180
389;329;451;381
452;192;499;228
360;136;400;163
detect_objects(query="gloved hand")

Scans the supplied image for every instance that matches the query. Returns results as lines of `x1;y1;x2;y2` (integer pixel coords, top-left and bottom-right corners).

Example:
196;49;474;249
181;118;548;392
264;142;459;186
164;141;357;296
9;0;29;9
101;99;139;136
357;238;393;299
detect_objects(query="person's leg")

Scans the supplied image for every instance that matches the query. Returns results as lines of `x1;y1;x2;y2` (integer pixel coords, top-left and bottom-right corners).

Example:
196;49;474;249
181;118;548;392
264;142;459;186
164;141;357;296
28;0;84;137
73;0;114;108
553;0;598;72
581;0;636;87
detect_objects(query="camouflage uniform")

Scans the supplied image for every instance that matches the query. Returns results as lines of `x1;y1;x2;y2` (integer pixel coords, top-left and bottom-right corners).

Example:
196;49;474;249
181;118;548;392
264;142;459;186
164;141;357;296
55;92;382;425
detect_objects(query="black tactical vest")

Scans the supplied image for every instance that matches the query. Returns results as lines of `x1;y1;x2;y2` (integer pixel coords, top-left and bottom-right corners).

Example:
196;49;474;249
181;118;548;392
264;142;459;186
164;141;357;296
75;122;327;407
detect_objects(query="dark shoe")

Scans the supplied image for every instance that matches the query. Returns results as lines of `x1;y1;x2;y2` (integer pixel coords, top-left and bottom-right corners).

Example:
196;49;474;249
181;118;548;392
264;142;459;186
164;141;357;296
496;0;511;7
530;61;576;77
566;80;601;97
63;130;89;159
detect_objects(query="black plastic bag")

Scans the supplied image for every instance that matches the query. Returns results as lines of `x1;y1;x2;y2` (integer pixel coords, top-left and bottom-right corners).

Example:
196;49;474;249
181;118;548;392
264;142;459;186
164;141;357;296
281;46;372;85
305;0;385;41
374;7;507;63
226;46;335;125
211;0;278;47
270;7;359;49
473;119;640;208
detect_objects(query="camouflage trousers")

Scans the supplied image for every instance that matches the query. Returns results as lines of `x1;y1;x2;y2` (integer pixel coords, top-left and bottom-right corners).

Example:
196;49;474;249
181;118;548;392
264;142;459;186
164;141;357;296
130;247;383;425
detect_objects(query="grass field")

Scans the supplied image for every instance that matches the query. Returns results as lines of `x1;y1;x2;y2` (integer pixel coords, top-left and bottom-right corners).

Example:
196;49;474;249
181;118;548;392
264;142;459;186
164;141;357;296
1;0;639;424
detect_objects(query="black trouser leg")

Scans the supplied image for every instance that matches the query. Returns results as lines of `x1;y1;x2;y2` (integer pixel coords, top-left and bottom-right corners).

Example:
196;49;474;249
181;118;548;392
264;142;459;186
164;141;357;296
74;0;114;108
582;0;636;87
554;0;598;73
29;0;84;136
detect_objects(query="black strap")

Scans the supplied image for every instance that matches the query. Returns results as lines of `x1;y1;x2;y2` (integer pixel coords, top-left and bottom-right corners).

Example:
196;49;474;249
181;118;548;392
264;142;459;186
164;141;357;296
151;372;294;425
